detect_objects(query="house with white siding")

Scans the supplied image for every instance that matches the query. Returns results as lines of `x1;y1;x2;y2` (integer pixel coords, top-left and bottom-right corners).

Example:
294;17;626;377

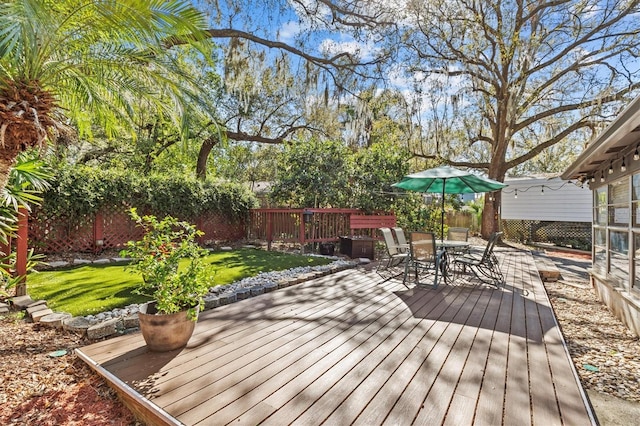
562;95;640;336
500;175;592;249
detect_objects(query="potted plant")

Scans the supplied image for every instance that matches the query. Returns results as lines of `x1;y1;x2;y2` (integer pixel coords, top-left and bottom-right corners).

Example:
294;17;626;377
120;208;209;352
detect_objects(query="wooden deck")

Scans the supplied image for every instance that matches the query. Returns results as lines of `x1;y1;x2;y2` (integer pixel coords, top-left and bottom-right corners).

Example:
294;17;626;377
77;248;596;425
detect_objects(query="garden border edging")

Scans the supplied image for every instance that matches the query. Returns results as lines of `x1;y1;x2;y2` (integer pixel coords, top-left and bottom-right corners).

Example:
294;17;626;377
11;256;363;341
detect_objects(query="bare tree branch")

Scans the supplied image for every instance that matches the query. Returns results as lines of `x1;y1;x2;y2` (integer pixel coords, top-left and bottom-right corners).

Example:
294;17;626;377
506;118;595;169
225;125;323;144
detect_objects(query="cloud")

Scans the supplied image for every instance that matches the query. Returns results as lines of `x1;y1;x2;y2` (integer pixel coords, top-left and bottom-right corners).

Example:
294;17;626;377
277;21;303;43
318;38;377;61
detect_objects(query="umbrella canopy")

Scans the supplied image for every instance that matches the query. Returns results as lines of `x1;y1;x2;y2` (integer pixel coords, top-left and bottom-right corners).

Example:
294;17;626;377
392;166;507;237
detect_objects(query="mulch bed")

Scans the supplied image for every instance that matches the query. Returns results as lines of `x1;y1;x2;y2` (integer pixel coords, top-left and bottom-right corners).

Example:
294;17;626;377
0;316;138;425
541;250;640;403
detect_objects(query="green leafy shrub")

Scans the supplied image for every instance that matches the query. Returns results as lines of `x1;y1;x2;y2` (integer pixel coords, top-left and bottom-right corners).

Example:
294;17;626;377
39;165;258;221
119;208;209;319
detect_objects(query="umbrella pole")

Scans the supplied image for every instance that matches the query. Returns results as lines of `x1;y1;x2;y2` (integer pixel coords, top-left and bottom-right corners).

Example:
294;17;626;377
441;184;445;239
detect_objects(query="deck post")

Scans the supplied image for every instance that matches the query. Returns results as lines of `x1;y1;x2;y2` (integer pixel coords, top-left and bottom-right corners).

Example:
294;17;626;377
94;210;105;253
15;206;28;296
299;210;306;253
266;212;272;251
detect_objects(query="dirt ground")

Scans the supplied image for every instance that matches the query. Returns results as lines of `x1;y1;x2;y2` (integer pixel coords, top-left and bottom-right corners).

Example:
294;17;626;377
0;316;139;425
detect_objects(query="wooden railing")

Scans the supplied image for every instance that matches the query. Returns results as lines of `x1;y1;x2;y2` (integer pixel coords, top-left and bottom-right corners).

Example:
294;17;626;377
248;208;396;249
349;214;397;234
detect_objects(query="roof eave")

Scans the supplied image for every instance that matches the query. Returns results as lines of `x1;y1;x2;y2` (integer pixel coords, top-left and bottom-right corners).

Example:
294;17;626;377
562;96;640;181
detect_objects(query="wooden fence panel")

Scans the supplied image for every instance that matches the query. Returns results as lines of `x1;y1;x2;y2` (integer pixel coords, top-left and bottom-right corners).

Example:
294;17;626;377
248;210;302;242
29;210;95;254
348;214;396;238
196;212;246;244
28;206;246;255
249;209;395;248
100;206;142;251
26;207;393;255
304;210;356;242
446;211;478;233
501;219;591;250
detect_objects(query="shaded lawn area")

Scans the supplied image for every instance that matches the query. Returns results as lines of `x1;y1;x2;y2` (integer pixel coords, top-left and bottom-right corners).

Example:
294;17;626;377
27;248;333;316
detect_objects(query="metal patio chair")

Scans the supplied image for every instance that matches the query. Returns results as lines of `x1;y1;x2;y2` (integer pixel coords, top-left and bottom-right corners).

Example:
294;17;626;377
452;231;504;287
403;231;446;288
446;227;470;256
391;227;410;253
376;227;409;280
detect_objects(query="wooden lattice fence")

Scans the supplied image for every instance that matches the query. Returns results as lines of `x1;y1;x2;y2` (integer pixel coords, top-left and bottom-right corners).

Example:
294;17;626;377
501;219;592;250
28;204;247;255
195;211;246;245
29;210;97;253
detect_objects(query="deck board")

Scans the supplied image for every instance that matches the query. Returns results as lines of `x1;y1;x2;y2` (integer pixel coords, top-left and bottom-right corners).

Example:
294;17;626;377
525;265;562;425
442;288;502;425
473;263;513;426
354;285;478;425
77;248;596;426
253;288;437;425
411;287;492;424
167;280;393;421
504;259;532;426
184;280;410;424
314;287;466;426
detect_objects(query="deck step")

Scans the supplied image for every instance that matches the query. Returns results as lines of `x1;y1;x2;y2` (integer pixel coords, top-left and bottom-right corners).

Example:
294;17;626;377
534;254;561;282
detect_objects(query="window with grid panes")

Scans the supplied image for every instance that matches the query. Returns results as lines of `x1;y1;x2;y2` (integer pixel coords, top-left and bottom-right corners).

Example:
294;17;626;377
608;179;629;226
593;187;607;274
632;174;640;292
608;178;629;288
610;230;629;286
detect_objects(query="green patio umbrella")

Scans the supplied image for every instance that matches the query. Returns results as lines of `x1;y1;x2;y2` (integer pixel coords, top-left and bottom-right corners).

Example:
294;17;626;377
392;165;507;238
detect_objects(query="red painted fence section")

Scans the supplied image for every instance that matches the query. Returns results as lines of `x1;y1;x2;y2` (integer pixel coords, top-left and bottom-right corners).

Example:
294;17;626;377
7;207;395;274
348;214;397;235
4;206;399;287
248;208;396;249
27;204;246;255
248;208;360;248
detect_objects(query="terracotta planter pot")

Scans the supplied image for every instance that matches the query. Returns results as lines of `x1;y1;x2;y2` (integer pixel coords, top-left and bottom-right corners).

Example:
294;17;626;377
138;301;197;352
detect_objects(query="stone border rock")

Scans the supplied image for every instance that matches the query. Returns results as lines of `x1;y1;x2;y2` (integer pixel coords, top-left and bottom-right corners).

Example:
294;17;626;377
8;255;363;341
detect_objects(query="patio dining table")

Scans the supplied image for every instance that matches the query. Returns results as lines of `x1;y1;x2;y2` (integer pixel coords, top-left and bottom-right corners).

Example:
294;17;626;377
437;239;471;251
402;237;471;288
436;240;471;285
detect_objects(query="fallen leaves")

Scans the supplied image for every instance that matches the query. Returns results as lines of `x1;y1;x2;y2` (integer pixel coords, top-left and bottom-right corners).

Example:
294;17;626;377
0;314;138;425
545;279;640;402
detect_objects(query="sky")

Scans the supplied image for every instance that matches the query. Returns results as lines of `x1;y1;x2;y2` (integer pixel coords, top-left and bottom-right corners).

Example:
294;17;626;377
189;0;640;159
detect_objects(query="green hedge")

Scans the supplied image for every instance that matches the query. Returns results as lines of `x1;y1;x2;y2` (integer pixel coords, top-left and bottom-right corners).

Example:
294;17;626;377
40;166;259;220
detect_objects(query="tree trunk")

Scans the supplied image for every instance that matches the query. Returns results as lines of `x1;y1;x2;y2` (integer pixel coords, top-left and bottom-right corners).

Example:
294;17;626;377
14;207;28;296
196;137;218;180
482;190;502;239
482;149;507;239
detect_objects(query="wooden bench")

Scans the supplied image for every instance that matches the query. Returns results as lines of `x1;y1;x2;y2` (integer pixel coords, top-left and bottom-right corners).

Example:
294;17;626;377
349;215;397;238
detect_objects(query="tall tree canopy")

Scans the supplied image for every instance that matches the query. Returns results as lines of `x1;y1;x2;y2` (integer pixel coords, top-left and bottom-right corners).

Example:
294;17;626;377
0;0;214;191
186;1;640;234
180;0;395;150
4;0;640;238
397;0;640;235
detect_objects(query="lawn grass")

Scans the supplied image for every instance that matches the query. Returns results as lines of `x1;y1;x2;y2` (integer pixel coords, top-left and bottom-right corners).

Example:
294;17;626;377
27;248;333;316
